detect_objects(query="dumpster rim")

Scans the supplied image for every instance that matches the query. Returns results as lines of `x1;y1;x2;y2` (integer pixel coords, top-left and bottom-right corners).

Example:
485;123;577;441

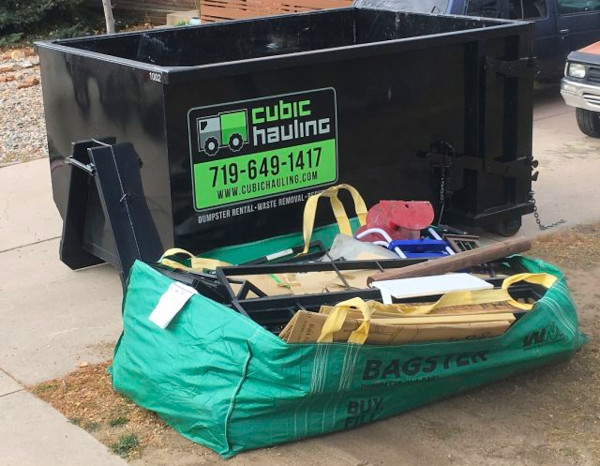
35;8;533;85
161;19;533;84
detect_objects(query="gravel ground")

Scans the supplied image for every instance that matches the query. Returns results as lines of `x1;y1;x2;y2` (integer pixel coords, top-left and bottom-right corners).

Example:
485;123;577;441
0;48;47;165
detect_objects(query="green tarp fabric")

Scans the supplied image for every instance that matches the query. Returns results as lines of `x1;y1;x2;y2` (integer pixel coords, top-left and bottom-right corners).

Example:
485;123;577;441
111;255;587;458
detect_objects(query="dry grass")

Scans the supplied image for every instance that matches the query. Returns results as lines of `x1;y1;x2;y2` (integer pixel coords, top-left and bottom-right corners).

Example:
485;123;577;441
529;223;600;269
30;362;167;459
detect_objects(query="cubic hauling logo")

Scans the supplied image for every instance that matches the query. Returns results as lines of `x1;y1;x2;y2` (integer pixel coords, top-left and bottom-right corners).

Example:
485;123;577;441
188;88;338;212
197;99;329;156
248;98;329;147
198;110;248;156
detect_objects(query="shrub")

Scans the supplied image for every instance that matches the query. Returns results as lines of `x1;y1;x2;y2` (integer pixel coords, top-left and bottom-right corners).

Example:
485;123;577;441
0;0;86;35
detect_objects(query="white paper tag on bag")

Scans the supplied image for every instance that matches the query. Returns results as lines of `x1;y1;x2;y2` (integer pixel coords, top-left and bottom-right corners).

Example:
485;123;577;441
149;282;198;329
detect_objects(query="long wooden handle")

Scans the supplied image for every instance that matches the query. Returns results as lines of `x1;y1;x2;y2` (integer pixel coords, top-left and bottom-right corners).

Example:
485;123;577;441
367;236;532;284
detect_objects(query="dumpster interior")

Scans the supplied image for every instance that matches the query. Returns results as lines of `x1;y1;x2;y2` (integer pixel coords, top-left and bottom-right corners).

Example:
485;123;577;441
54;8;504;67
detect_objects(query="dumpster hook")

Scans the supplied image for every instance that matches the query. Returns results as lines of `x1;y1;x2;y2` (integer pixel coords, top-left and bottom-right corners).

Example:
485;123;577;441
91;139;112;147
65;156;95;175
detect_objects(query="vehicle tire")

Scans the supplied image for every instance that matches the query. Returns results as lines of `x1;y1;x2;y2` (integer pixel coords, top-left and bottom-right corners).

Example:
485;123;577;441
204;137;219;156
575;108;600;138
485;217;522;237
229;133;244;152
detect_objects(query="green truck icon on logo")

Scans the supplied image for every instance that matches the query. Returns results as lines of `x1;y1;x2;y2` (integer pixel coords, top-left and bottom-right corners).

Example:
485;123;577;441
198;110;248;156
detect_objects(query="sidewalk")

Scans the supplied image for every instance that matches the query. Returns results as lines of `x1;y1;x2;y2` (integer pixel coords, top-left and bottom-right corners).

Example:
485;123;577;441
0;373;125;465
0;159;125;464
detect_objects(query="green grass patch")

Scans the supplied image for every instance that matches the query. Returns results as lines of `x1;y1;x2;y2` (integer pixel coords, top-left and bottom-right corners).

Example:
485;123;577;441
83;421;100;432
110;433;140;458
31;383;59;394
109;416;129;427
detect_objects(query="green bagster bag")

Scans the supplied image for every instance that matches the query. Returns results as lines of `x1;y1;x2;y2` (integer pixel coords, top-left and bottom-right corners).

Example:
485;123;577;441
111;243;587;458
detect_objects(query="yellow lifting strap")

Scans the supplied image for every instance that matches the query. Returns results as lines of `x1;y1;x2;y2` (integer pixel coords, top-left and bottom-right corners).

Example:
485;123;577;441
300;184;368;255
317;273;558;344
158;248;231;272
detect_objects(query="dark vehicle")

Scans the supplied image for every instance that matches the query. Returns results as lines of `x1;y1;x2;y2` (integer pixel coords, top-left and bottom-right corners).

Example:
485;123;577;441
36;5;537;276
561;41;600;136
376;0;600;79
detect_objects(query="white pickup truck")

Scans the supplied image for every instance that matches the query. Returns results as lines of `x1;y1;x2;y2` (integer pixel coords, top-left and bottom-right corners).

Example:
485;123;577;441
561;41;600;137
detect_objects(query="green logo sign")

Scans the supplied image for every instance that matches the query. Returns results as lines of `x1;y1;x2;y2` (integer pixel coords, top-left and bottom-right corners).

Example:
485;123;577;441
198;110;248;156
188;89;338;211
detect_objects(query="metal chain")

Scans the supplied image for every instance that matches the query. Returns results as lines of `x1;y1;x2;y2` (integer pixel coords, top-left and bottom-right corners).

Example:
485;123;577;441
436;148;454;226
531;193;566;231
438;167;446;224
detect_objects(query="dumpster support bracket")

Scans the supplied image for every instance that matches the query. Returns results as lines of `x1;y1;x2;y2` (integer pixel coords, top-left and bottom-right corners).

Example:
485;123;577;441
61;138;164;284
485;57;537;79
87;141;164;284
60;139;115;271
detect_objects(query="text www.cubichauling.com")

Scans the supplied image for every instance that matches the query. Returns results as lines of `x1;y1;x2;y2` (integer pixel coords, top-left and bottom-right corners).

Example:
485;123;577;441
216;171;319;200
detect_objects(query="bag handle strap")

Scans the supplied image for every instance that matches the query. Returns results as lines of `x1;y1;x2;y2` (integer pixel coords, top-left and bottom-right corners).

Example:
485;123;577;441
301;184;368;254
383;273;558;314
317;297;373;344
317;273;558;344
159;248;231;272
500;273;557;310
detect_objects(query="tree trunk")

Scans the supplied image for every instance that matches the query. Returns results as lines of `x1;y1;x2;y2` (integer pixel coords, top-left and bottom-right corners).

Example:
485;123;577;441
101;0;115;34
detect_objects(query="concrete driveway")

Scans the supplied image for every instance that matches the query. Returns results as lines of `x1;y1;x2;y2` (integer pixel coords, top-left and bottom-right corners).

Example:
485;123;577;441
521;85;600;235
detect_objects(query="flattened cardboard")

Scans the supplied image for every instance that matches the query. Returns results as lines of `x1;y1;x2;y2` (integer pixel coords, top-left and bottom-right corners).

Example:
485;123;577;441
281;310;514;344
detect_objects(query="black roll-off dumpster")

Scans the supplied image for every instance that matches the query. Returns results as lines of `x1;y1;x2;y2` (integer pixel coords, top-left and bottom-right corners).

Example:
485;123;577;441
36;1;537;275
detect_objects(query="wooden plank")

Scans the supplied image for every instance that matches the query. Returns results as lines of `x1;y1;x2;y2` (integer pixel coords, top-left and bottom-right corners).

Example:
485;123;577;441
203;0;272;11
117;0;196;8
204;0;268;8
203;2;267;11
202;7;265;19
282;0;350;9
107;0;353;25
367;237;532;284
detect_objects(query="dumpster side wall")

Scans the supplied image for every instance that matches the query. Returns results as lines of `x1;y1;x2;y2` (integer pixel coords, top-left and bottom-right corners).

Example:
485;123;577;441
163;20;535;253
38;12;535;261
38;48;175;261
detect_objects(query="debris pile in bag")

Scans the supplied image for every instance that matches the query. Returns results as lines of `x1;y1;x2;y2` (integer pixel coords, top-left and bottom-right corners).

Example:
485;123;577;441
110;184;586;459
151;184;549;346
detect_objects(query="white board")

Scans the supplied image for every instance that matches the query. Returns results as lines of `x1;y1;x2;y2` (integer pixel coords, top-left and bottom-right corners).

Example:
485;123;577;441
371;273;493;304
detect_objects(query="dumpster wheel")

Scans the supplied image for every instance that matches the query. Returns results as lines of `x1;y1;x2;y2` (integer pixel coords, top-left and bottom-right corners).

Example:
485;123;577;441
486;217;522;237
229;133;244;152
204;137;219;156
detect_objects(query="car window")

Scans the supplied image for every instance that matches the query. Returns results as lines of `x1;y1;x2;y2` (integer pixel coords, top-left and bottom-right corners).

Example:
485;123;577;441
508;0;548;18
508;0;523;17
466;0;505;17
557;0;600;14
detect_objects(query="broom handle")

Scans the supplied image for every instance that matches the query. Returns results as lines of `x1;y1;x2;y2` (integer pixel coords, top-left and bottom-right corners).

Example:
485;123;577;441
367;237;532;284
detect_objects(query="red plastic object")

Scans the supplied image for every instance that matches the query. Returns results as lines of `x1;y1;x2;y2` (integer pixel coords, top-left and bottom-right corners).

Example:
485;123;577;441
355;201;435;242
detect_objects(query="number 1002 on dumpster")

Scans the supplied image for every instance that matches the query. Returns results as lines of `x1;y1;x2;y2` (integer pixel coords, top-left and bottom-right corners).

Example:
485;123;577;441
187;88;338;211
